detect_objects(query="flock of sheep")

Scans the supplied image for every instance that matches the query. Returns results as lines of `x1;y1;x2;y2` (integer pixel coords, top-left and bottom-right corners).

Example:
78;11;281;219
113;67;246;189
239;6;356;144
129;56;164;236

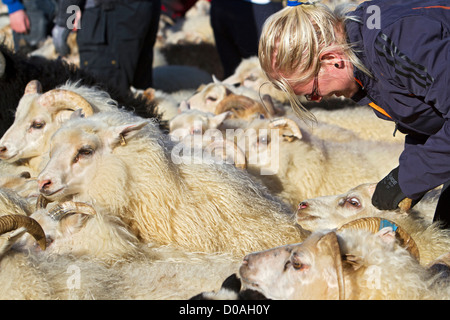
0;0;449;300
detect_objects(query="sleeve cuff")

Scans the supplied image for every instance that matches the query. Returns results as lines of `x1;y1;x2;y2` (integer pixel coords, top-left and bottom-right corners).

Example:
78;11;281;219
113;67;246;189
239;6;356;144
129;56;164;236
5;2;25;14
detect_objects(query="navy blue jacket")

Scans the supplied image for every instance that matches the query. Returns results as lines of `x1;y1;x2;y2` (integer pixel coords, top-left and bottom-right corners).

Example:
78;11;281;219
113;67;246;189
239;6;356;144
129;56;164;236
346;0;450;199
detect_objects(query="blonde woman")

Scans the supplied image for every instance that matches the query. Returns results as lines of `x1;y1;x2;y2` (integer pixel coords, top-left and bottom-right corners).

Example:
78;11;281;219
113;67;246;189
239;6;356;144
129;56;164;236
259;0;450;228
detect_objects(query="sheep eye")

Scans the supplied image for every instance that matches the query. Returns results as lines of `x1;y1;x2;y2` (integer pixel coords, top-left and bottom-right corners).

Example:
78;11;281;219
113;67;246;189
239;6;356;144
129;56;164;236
206;96;217;102
292;261;304;270
345;197;361;208
73;146;94;163
31;120;46;129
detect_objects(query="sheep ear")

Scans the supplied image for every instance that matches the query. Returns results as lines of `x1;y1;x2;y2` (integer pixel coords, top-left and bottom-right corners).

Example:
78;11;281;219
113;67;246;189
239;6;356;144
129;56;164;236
109;121;149;147
376;227;396;247
212;74;221;84
316;232;345;300
209;112;231;128
59;213;91;236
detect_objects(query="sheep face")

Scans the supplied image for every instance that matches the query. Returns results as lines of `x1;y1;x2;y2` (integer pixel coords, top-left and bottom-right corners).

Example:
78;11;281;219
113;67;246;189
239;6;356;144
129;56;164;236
182;82;231;113
296;183;378;231
239;231;344;300
37;117;148;202
169;109;230;141
0;94;56;163
0;81;94;171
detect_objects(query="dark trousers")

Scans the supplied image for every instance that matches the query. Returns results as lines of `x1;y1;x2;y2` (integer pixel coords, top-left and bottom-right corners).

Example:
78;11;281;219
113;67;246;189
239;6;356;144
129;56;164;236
12;0;56;54
210;0;283;79
433;181;450;229
77;0;161;95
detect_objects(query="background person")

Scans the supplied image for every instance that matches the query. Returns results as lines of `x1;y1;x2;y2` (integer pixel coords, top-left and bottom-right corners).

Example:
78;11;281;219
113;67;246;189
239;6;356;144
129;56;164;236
2;0;56;54
210;0;283;79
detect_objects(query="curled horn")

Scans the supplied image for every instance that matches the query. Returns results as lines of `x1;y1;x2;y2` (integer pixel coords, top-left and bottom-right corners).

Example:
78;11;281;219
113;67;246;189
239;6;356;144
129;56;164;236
36;194;50;210
0;51;5;78
205;139;247;170
48;201;96;221
338;217;420;261
38;89;94;117
24;80;43;95
0;215;46;250
215;94;273;119
398;198;413;213
268;118;302;141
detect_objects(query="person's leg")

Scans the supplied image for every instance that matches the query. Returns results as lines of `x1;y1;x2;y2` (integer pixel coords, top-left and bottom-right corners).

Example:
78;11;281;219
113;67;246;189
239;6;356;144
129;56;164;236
252;2;283;40
210;0;258;79
433;181;450;229
131;0;161;89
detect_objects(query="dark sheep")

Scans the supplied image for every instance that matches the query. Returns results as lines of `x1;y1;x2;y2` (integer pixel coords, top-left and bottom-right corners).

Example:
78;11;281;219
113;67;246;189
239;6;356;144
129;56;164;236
0;43;164;136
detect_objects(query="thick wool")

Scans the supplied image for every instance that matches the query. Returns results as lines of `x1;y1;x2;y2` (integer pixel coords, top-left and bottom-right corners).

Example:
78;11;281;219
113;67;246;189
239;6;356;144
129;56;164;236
54;112;307;257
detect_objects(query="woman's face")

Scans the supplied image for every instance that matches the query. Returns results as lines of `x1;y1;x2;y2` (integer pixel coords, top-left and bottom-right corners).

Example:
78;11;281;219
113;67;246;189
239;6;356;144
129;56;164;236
285;54;359;101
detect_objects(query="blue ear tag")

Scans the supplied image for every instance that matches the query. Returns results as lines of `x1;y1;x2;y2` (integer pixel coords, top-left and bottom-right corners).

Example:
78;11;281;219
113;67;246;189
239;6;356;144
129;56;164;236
379;219;398;232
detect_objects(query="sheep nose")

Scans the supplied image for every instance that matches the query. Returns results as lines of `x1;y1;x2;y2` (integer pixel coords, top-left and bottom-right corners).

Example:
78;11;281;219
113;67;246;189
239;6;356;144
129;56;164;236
0;146;7;153
38;179;52;191
298;201;309;210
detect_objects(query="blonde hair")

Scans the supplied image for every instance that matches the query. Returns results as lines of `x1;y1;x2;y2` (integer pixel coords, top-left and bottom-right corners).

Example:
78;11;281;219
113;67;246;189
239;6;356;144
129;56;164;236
258;1;371;121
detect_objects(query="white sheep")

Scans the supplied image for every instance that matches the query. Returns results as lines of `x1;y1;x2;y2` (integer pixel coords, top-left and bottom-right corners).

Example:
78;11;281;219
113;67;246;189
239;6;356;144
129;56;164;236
295;183;450;265
179;77;272;115
0;80;118;177
223;56;289;104
234;116;403;209
239;228;450;299
36;110;306;257
16;200;243;300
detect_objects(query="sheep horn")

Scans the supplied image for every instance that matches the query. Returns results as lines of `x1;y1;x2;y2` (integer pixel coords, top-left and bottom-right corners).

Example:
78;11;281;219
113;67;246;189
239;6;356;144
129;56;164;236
0;215;46;251
0;51;5;78
48;201;96;221
398;197;413;213
36;194;50;210
338;217;420;261
268;118;302;140
24;80;43;95
38;89;94;117
215;94;268;119
205;139;247;170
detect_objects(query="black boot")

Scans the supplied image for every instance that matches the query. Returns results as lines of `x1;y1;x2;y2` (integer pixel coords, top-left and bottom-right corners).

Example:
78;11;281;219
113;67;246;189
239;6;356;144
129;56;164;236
433;182;450;229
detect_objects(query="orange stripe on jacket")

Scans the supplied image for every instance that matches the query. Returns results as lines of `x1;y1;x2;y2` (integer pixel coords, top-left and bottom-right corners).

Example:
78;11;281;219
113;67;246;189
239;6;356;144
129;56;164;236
412;6;450;10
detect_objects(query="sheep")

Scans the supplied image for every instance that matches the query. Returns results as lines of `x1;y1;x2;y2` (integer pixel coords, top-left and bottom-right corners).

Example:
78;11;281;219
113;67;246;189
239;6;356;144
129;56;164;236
0;43;162;137
238;228;450;299
295;183;450;265
179;76;280;116
223;56;289;104
36;110;307;257
0;80;120;177
310;105;406;143
233;116;403;209
15;200;243;300
0;190;123;300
